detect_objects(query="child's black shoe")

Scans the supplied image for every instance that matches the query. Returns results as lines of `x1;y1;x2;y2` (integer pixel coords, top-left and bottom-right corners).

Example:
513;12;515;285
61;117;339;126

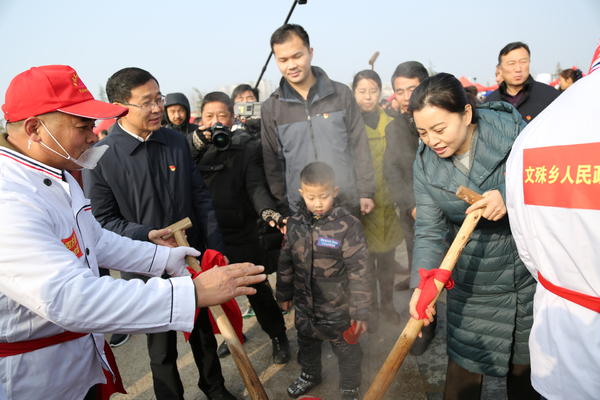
286;371;321;398
340;387;360;400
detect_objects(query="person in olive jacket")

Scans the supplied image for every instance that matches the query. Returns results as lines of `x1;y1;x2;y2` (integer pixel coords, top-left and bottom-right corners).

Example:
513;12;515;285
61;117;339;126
407;73;538;400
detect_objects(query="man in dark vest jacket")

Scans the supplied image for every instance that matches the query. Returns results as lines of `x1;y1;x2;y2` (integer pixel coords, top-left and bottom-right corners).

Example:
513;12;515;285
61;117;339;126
83;68;238;400
189;91;290;364
485;41;559;122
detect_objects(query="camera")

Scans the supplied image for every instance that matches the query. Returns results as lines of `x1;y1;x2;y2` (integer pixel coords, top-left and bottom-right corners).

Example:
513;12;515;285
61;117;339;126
193;123;231;151
207;123;231;151
233;102;262;136
234;102;261;118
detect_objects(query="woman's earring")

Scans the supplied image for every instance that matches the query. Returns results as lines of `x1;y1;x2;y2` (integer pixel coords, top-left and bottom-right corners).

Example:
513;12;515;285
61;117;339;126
27;139;32;150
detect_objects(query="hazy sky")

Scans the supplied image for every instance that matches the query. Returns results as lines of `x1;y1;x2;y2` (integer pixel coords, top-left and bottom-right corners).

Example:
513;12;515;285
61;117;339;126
1;0;599;102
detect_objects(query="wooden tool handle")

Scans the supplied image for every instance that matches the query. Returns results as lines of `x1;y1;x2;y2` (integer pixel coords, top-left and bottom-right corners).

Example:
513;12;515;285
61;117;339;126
456;185;484;205
364;189;484;400
169;219;268;400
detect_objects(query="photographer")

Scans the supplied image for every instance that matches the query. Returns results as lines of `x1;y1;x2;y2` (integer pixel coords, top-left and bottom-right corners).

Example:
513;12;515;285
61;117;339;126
231;84;261;137
189;91;290;364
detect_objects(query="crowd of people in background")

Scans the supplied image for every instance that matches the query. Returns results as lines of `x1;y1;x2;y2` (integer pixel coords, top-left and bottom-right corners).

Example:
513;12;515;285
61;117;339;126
1;19;597;400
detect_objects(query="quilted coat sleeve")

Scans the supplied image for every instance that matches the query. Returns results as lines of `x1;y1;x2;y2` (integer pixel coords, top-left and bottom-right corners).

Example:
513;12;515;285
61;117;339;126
411;162;450;288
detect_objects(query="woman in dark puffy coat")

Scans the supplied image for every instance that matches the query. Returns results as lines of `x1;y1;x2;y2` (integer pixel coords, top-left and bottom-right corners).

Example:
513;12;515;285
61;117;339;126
407;73;537;400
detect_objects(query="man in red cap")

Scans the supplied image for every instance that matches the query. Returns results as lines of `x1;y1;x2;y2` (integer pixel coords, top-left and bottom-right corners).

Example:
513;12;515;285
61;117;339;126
0;65;265;400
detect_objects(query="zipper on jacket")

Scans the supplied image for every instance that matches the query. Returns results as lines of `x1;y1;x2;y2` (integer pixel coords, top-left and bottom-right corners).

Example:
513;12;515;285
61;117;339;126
305;102;319;160
308;219;317;316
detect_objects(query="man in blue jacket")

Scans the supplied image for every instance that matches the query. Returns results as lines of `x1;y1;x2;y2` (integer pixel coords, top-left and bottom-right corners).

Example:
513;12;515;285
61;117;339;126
83;67;237;400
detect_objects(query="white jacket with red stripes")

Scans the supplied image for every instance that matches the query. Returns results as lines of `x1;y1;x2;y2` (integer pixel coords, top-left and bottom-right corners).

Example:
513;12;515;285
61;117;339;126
0;138;196;400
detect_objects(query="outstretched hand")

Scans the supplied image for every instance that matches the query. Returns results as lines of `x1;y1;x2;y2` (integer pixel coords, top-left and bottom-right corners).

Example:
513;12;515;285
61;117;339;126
193;263;266;308
465;189;506;221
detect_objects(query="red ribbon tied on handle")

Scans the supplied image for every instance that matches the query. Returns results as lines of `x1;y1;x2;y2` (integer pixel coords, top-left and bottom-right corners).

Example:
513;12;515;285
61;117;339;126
184;249;244;343
415;268;454;320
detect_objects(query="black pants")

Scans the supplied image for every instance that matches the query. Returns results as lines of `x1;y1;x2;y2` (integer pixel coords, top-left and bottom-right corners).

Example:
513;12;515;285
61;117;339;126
398;211;415;268
297;332;362;390
225;244;286;340
443;359;539;400
246;280;286;339
369;249;399;310
121;272;224;399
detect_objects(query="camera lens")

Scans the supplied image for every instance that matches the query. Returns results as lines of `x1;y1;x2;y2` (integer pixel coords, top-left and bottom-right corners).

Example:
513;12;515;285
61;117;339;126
211;124;231;150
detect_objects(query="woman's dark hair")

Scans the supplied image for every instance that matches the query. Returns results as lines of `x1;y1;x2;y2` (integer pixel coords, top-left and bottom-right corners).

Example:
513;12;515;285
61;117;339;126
408;73;478;122
231;84;259;102
560;68;583;83
201;91;233;114
106;67;158;103
352;70;382;91
270;24;310;50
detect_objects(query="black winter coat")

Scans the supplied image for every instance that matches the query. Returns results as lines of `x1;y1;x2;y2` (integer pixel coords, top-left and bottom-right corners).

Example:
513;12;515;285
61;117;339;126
83;123;224;253
195;131;278;263
383;113;419;213
485;75;559;122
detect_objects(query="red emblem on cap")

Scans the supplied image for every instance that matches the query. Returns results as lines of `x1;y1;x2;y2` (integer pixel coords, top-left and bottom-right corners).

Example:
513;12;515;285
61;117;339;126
169;165;176;172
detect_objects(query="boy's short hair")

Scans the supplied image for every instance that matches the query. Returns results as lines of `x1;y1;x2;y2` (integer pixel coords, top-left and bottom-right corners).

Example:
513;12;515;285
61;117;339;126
300;161;335;186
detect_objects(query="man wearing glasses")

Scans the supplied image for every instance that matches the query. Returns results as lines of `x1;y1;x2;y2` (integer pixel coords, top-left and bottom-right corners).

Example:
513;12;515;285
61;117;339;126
83;68;238;400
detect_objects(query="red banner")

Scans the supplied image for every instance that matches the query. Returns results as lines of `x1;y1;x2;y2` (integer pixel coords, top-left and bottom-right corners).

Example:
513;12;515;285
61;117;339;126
523;142;600;210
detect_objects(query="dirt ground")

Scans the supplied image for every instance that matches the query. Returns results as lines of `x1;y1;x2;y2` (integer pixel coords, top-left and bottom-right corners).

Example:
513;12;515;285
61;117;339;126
111;242;507;400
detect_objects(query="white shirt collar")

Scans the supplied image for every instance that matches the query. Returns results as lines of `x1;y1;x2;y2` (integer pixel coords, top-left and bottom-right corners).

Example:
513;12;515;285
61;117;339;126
118;122;153;142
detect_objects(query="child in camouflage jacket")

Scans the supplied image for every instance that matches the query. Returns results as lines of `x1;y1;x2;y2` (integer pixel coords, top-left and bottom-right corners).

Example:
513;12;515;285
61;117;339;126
277;161;372;400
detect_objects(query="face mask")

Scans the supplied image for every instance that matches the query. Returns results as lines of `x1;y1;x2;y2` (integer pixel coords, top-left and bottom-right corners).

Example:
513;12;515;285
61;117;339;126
38;120;108;169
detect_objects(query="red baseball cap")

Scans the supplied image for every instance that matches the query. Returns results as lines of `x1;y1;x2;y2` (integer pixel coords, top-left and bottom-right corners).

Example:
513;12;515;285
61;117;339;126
2;65;128;122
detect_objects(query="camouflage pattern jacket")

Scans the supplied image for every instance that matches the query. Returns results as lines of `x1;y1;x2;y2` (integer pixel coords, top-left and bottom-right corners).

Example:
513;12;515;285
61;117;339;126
277;203;372;340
